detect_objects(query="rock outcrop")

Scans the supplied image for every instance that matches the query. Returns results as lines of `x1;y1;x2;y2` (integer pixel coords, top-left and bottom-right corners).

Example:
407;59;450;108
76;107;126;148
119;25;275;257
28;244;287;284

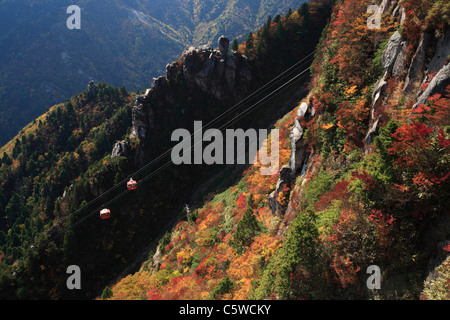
131;96;149;139
427;31;450;75
364;116;380;147
366;5;450;147
289;118;307;174
218;35;230;56
370;74;387;120
381;31;403;74
130;36;253;141
268;100;314;215
412;63;450;111
403;32;431;95
268;166;293;215
87;80;99;98
182;44;252;100
111;140;128;159
379;0;394;15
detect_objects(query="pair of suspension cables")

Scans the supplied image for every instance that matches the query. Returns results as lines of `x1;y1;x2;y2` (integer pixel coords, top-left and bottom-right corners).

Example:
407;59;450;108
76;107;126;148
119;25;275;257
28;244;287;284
6;50;317;261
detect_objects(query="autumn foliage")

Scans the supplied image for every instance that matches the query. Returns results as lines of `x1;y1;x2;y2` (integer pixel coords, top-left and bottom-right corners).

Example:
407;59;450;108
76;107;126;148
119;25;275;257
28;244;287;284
105;0;450;301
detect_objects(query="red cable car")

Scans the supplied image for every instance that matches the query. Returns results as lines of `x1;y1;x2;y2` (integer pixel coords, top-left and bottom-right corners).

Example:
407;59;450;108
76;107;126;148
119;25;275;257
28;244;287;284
100;208;111;220
127;178;137;191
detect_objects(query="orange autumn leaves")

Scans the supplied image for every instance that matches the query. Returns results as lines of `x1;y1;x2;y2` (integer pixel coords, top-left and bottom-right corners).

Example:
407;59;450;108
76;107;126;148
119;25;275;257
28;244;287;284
336;94;371;148
228;234;281;299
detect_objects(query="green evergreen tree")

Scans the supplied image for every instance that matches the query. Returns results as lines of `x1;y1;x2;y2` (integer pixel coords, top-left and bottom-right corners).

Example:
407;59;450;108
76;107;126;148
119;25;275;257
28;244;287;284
287;7;293;17
273;14;281;24
299;3;310;27
245;32;254;57
0;231;6;245
256;40;264;57
63;229;77;263
5;194;21;226
210;276;234;299
1;153;11;166
274;21;286;40
261;23;269;40
101;286;113;299
231;38;239;52
230;194;260;255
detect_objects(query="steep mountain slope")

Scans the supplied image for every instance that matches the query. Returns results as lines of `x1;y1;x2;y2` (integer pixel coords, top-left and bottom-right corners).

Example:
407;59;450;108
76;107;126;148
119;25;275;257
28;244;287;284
105;0;450;300
0;0;307;147
0;1;331;299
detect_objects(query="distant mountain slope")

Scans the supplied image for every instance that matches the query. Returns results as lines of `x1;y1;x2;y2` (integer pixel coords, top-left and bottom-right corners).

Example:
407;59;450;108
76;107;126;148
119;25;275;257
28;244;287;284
0;0;306;147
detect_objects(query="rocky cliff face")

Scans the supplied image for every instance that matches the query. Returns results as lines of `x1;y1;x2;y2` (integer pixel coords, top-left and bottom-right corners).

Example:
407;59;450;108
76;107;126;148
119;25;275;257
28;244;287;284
268;101;314;216
130;36;253;141
270;0;450;234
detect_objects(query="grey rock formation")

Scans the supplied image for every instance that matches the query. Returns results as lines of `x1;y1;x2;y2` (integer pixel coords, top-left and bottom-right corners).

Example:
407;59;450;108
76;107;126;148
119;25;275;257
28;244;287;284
390;0;406;24
297;101;309;118
87;80;99;98
218;35;230;56
427;31;450;75
112;140;128;159
412;63;450;110
371;74;387;119
166;62;178;82
300;153;311;176
267;99;316;215
392;41;407;78
131;96;148;139
199;44;213;52
381;31;403;73
268;166;293;214
379;0;393;14
403;32;431;95
130;36;253;142
289;118;307;175
364;116;380;146
182;39;252;100
151;245;163;272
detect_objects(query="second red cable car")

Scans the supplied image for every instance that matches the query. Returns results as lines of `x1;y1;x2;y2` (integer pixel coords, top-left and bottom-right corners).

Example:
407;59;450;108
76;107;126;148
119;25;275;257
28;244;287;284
100;208;111;220
127;178;137;190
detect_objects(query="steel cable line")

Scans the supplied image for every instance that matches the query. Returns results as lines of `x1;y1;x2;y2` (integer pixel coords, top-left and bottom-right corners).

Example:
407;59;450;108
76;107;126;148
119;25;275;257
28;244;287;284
100;50;317;187
32;161;175;253
93;55;315;196
27;61;314;255
6;52;315;260
36;50;317;232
